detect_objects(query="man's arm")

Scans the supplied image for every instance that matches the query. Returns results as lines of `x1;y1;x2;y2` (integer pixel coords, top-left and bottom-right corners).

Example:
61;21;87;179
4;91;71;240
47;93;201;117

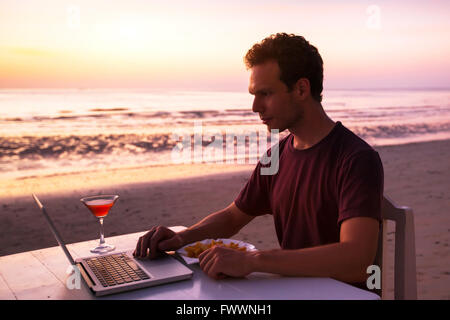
199;216;379;283
178;202;255;245
134;202;255;258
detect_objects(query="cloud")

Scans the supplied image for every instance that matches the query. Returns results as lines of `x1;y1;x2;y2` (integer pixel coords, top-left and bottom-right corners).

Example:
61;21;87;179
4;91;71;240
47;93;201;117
5;47;56;57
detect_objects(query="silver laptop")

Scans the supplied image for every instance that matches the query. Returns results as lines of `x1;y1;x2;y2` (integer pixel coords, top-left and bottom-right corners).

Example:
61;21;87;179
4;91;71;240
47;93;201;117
32;194;193;297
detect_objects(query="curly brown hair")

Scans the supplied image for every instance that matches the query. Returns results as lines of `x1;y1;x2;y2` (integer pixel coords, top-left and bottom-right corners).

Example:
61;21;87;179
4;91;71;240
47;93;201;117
244;33;324;103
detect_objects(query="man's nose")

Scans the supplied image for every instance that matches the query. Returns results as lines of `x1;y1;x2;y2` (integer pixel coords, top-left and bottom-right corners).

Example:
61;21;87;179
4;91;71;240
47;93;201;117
252;97;264;114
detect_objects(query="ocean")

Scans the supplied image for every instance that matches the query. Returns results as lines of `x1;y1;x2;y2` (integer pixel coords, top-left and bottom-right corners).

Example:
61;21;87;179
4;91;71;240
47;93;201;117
1;88;449;180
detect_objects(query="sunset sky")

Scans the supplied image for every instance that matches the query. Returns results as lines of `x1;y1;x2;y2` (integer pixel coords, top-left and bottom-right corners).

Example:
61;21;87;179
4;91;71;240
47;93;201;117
1;0;449;90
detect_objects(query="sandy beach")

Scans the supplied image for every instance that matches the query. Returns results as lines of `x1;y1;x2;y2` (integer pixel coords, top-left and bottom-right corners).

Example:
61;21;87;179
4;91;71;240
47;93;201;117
0;139;449;300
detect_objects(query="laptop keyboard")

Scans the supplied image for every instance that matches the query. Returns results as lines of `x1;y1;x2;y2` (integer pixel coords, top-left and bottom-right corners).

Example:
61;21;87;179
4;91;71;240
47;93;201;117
86;253;150;287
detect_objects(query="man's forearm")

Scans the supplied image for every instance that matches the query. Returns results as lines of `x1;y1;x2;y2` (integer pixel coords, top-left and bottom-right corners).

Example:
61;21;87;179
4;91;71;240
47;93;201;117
177;207;242;246
251;242;372;283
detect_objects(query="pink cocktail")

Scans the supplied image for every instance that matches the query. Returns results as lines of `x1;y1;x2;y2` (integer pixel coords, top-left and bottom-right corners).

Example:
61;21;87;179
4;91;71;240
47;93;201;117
81;194;119;253
84;199;115;218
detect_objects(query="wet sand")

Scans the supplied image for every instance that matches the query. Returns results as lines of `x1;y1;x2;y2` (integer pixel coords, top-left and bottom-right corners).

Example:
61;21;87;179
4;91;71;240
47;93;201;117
0;139;449;299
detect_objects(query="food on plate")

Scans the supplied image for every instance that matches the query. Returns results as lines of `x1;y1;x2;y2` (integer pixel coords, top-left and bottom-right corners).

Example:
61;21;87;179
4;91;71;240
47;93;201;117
183;240;247;258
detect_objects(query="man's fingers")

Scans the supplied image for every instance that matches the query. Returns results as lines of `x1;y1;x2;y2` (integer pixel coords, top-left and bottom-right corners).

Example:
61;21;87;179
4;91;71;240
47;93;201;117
133;237;142;257
149;227;170;259
199;247;220;273
134;235;146;257
139;234;150;257
200;252;215;274
198;247;214;268
135;228;156;258
134;226;177;259
203;257;226;280
211;261;227;280
139;228;155;258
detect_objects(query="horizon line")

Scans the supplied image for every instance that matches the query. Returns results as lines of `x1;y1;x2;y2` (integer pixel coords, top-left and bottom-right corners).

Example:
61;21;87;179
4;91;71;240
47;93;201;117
1;86;450;91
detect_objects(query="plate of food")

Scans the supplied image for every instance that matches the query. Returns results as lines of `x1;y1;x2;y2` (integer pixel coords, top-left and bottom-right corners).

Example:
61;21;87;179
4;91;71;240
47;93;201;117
176;239;257;264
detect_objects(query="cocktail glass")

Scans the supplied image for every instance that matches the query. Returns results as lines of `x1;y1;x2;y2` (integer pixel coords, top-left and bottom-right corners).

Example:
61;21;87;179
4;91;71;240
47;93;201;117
80;194;119;253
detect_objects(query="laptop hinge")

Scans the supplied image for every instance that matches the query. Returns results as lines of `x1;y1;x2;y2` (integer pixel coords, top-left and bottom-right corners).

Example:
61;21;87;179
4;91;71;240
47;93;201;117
77;262;95;290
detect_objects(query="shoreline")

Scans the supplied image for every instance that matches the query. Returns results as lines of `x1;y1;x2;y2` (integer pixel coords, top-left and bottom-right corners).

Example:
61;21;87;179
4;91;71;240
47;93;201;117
0;138;449;299
2;126;450;181
2;137;450;198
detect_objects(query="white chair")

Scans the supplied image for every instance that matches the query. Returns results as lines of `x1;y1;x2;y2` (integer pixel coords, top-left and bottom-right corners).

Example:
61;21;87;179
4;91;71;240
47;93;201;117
374;195;418;299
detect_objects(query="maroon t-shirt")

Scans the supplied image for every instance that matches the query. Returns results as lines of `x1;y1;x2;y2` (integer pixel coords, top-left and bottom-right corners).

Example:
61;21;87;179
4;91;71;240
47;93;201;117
235;121;384;250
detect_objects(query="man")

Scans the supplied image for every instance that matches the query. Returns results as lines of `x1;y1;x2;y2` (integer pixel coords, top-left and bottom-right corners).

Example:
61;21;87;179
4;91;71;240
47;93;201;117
134;33;384;289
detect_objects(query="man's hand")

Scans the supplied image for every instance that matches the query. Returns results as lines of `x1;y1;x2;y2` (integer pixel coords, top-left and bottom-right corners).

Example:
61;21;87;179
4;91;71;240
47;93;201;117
133;226;184;259
198;246;257;280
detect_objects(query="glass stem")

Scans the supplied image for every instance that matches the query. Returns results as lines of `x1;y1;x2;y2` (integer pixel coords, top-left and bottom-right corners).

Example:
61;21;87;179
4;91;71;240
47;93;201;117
99;218;105;245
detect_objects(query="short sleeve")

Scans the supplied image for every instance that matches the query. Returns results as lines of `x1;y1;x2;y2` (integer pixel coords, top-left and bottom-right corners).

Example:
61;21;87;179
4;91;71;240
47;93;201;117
234;161;272;216
337;150;384;226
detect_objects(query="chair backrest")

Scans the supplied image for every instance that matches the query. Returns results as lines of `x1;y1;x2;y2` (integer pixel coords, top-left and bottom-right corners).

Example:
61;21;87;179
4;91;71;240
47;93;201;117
374;195;418;299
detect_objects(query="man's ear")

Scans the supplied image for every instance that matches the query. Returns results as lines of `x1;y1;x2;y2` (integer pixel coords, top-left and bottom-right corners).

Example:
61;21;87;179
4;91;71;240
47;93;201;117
294;78;311;100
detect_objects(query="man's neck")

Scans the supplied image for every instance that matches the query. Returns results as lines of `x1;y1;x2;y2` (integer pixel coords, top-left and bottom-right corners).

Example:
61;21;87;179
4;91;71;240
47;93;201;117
289;102;336;150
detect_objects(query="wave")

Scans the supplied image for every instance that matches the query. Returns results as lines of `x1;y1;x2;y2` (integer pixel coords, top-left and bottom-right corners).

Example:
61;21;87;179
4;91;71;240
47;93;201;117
1;122;449;162
0;134;173;161
3;117;23;122
351;122;450;139
0;108;257;123
88;107;129;112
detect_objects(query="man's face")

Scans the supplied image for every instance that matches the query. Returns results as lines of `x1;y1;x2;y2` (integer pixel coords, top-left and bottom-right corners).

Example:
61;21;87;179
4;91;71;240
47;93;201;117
248;60;303;132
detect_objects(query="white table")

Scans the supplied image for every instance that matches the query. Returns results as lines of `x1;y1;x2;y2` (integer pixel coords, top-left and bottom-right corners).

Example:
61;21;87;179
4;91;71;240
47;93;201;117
0;227;380;300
